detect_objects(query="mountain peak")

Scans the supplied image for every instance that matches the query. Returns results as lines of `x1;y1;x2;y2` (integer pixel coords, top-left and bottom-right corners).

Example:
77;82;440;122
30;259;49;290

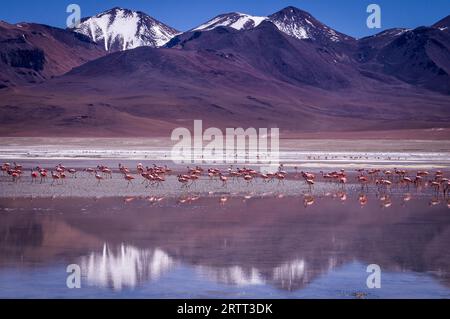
191;6;354;43
433;15;450;31
107;6;126;12
269;7;353;42
274;6;312;17
192;12;268;31
72;7;179;51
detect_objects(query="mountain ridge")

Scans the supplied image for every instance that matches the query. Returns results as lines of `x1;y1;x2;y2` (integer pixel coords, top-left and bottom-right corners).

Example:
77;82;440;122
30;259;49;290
0;6;449;137
192;6;355;44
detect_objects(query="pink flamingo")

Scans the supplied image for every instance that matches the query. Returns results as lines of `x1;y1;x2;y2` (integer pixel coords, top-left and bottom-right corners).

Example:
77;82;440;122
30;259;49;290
124;174;135;187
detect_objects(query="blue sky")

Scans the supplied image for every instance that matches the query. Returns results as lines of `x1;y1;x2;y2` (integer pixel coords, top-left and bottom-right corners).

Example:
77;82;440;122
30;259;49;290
1;0;449;38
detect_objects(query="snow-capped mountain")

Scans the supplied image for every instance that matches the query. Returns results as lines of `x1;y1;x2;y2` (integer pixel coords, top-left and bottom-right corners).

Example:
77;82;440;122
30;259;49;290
192;12;268;31
268;6;354;42
192;6;354;43
72;7;179;51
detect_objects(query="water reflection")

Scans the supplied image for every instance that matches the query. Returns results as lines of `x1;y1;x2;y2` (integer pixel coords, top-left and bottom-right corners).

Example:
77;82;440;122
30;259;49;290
80;244;174;290
196;265;265;286
273;259;307;291
0;194;449;297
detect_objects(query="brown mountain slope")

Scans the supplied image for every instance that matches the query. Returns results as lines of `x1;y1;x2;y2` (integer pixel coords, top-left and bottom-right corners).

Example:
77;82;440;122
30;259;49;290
0;10;449;138
0;21;106;88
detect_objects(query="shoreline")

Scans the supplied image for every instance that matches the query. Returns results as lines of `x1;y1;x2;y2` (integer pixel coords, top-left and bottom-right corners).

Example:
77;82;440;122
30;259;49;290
1;137;449;199
2;136;450;150
0;171;445;200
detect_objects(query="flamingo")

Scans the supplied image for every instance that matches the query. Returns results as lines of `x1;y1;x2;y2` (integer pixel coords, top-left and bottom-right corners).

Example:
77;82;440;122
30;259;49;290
39;169;47;183
321;172;334;183
417;171;429;178
377;179;392;192
31;169;39;184
95;171;103;185
401;176;413;190
229;170;240;182
142;173;153;187
276;173;286;185
357;175;369;190
414;175;423;187
102;167;112;179
306;179;314;192
189;173;199;187
443;180;449;197
153;175;165;188
124;174;135;187
430;181;440;193
13;162;22;170
51;171;60;186
11;170;21;183
384;170;393;181
219;173;228;187
339;176;347;188
1;164;8;176
243;174;253;185
68;168;77;178
260;173;270;183
178;175;189;188
59;172;66;184
301;171;315;181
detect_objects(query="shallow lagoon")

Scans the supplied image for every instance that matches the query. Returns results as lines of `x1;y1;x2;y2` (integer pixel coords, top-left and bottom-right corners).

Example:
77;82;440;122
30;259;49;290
0;194;449;298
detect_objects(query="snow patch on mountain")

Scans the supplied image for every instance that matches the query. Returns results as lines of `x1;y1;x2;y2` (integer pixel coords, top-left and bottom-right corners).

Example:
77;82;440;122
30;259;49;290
374;28;410;38
192;12;268;31
72;7;179;51
271;20;309;39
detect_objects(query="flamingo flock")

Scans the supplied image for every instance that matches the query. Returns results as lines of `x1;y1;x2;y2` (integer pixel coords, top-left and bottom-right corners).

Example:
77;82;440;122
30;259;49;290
1;162;449;200
175;165;290;188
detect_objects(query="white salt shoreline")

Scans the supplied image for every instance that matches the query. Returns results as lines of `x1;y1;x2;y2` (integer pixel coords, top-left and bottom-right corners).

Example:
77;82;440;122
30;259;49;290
0;153;449;173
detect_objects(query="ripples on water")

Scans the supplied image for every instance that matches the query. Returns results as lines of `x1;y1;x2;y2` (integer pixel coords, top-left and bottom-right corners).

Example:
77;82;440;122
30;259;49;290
0;194;449;298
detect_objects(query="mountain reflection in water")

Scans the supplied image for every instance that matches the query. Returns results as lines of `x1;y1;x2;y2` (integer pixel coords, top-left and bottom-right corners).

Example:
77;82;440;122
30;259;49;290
81;244;174;290
0;194;449;298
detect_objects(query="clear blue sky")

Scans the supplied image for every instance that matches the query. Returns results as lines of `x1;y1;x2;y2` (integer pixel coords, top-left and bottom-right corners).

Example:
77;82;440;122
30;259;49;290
1;0;449;38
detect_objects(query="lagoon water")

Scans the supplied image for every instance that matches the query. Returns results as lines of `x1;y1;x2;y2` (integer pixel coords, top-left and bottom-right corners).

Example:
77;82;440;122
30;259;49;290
0;195;449;298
